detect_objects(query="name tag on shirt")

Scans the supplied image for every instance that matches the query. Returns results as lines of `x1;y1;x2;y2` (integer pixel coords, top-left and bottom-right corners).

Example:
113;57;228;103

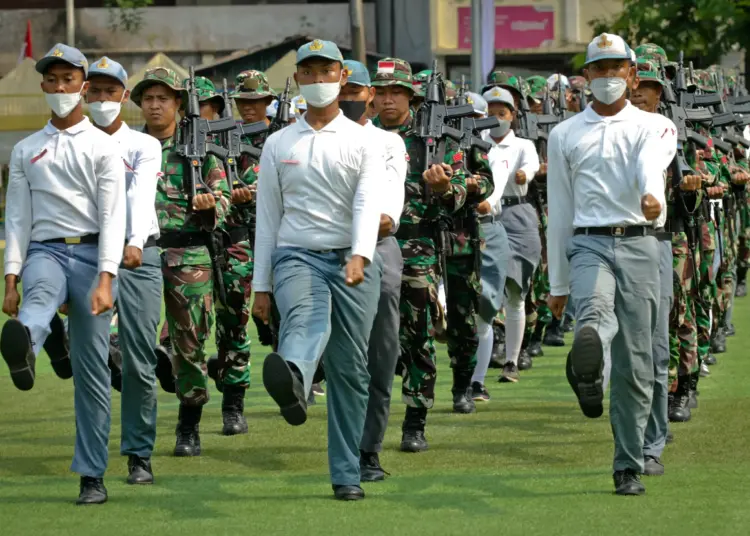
281;159;300;165
30;149;48;164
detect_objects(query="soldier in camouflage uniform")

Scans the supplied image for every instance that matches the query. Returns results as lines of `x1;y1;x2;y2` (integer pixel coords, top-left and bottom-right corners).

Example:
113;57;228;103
525;75;546;114
132;68;231;456
372;58;469;451
411;69;431;112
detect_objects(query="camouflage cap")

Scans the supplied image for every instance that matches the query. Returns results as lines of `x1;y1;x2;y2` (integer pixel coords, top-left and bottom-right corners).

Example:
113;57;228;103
412;69;432;98
524;75;547;103
183;76;225;114
693;69;717;92
636;58;666;87
232;70;277;100
371;58;414;91
635;43;668;65
568;75;591;95
131;67;186;107
481;70;522;96
445;80;457;100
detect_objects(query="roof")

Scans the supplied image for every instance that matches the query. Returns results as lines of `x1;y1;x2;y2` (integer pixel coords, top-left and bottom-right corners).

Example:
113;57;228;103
127;53;190;89
0;58;43;95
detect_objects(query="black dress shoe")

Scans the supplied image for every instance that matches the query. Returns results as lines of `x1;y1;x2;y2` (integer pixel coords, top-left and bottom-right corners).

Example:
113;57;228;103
1;319;36;391
263;352;307;426
710;332;726;354
643;456;664;476
360;451;388;482
452;387;476;414
543;318;565;347
527;340;544;357
567;326;604;419
127;455;154;485
613;469;645;495
704;353;717;366
333;484;365;501
517;350;533;371
400;407;428;452
76;476;108;505
174;405;202;457
43;313;72;380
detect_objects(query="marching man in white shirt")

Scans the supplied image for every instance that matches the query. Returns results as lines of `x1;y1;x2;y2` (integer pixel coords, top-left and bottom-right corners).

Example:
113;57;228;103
547;34;676;496
1;44;126;505
85;57;163;486
251;40;383;501
338;59;406;482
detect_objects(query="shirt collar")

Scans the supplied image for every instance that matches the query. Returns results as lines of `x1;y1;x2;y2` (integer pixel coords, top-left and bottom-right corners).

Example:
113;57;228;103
582;100;636;123
111;122;130;141
43;116;92;136
296;110;346;133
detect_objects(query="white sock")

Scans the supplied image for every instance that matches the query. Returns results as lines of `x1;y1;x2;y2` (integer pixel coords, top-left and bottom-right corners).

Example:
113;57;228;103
472;317;493;385
505;284;525;366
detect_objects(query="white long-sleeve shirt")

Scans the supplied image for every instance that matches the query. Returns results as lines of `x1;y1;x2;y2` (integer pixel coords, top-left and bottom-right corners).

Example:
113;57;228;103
642;112;678;229
111;122;161;250
252;111;382;293
547;102;676;296
5;117;126;276
364;119;407;230
485;130;541;215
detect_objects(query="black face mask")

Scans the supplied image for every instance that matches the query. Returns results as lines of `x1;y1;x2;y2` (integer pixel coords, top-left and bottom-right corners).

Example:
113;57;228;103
339;100;368;122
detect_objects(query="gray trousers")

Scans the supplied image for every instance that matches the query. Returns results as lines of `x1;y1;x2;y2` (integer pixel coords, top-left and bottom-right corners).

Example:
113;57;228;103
569;234;658;473
273;247;382;486
644;240;672;459
361;237;403;453
118;246;163;458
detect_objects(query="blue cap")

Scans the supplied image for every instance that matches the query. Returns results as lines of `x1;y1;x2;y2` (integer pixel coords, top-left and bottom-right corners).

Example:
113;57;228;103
87;56;128;87
296;39;344;65
343;60;371;86
36;43;89;76
585;33;632;66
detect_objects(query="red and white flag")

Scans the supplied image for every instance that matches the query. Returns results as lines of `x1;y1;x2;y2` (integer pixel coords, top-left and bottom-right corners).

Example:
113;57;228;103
377;60;396;75
17;20;33;64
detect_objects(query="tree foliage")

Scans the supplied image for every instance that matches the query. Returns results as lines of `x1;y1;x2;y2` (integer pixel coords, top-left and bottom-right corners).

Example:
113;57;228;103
105;0;154;34
590;0;750;68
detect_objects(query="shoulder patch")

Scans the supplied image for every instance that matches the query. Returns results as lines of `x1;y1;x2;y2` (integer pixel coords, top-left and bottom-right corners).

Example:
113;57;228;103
253;165;260;173
452;151;464;163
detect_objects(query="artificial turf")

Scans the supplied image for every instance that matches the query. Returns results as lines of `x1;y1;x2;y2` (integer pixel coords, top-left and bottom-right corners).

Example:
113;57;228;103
0;290;748;536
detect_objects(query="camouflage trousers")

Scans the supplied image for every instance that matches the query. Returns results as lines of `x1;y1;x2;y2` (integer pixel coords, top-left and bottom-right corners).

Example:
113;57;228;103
713;205;736;330
214;238;253;388
668;232;699;389
398;238;439;409
162;258;214;406
738;194;750;269
696;219;717;362
525;203;551;341
444;254;480;377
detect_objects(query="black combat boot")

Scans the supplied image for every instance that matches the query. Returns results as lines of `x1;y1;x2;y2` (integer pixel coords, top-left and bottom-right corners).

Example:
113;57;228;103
710;330;726;354
614;469;645;495
527;321;545;357
489;324;505;368
400;407;428;452
688;371;700;409
561;313;574;333
668;375;691;423
221;384;248;436
174;404;203;457
76;476;108;505
543;317;565;347
155;337;176;393
704;353;717;366
736;267;747;297
451;370;476;414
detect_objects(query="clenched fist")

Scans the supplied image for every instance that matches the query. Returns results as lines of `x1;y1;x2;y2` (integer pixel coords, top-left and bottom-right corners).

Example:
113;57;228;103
422;163;453;194
641;194;662;221
193;192;218;211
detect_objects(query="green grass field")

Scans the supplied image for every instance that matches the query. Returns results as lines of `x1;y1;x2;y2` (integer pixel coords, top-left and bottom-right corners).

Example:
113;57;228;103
0;285;749;536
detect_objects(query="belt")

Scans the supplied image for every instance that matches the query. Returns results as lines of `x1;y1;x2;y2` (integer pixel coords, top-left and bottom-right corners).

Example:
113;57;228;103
43;233;99;245
157;232;209;249
127;236;158;249
501;196;528;207
574;226;654;238
654;226;672;242
665;217;685;234
395;222;434;241
228;227;253;245
479;214;497;225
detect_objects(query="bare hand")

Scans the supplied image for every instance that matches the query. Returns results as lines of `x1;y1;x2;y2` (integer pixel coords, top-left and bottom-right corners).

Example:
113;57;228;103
731;170;750;185
91;275;114;315
252;292;272;324
231;187;254;205
58;303;69;316
515;170;527;185
193;192;218;211
548;295;568;320
345;255;366;287
707;185;724;199
641;194;662;221
477;200;492;215
680;174;702;192
422;163;453;194
3;286;20;318
122;246;143;269
466;175;480;193
378;214;393;238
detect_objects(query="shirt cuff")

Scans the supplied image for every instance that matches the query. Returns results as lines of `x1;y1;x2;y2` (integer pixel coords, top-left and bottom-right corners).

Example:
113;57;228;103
4;262;22;277
99;260;120;277
127;236;146;251
351;245;374;264
253;280;272;293
550;284;569;297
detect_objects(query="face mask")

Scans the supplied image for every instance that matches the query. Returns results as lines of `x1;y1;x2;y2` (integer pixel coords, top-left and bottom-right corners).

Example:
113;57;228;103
45;87;83;118
490;120;511;139
590;77;627;105
89;99;122;127
298;80;342;108
339;100;367;121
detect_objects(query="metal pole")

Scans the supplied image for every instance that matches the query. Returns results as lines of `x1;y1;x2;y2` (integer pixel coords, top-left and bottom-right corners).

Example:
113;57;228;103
350;0;367;63
66;0;75;46
471;0;482;92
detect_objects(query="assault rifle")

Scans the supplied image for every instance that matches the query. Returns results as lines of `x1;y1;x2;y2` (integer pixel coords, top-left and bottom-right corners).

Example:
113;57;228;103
269;77;292;135
555;74;577;122
516;78;557;148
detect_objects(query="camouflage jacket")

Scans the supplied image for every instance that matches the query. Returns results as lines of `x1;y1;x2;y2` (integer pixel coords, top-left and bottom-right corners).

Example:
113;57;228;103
157;131;231;266
450;146;493;255
224;132;264;230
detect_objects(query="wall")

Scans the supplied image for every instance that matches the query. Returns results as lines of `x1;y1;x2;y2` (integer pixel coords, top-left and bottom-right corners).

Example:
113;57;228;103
0;4;378;75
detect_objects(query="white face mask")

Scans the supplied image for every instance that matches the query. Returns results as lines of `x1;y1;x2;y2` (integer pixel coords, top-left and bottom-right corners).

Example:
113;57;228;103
490;120;511;139
89;97;123;127
590;77;627;105
45;87;84;119
298;78;342;108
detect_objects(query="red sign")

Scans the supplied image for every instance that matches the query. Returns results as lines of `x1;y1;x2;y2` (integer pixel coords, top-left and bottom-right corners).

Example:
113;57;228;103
458;5;555;50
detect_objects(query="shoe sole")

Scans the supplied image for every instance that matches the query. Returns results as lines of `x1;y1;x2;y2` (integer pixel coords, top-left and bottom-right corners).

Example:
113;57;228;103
499;373;519;383
360;472;385;483
643;468;664;477
44;314;72;379
1;319;35;391
222;425;249;436
471;396;490;402
452;405;476;414
335;493;365;501
126;478;154;485
615;487;646;496
173;447;201;457
76;497;108;505
400;443;428;453
569;326;604;419
263;352;307;426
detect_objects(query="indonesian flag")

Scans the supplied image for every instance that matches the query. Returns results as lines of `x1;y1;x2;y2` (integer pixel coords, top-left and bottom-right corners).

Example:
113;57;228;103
377;60;396;75
17;20;32;64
